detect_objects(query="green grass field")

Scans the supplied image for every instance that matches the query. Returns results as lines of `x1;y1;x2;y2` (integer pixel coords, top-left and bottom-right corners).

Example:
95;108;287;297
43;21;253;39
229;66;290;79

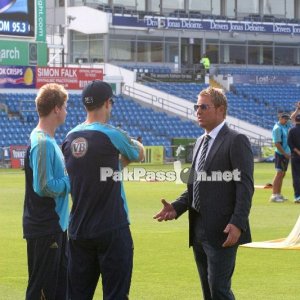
0;163;299;299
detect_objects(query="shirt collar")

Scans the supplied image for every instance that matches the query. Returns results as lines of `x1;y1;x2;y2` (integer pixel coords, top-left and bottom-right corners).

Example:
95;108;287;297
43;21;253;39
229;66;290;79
205;120;226;140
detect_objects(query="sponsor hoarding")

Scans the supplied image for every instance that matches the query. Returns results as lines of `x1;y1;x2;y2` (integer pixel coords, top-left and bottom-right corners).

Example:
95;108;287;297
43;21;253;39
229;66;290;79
36;67;104;89
140;146;164;164
35;0;45;42
232;74;300;85
112;15;300;36
0;65;35;88
10;145;27;168
0;40;47;66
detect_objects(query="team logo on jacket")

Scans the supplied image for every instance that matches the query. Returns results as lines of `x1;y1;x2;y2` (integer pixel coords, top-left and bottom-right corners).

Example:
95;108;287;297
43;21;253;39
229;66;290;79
71;137;88;158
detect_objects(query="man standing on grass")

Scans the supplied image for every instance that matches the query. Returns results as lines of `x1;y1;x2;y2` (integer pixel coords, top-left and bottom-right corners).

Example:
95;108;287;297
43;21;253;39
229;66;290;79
22;83;70;299
62;80;144;300
288;114;300;204
270;112;291;203
154;87;253;300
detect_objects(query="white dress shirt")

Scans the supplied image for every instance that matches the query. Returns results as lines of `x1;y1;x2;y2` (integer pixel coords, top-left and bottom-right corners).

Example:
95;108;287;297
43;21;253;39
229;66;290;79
195;120;226;168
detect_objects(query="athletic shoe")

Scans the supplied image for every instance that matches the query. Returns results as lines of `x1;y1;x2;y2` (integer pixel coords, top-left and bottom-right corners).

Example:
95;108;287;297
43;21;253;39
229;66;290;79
279;194;288;201
294;196;300;204
269;194;284;203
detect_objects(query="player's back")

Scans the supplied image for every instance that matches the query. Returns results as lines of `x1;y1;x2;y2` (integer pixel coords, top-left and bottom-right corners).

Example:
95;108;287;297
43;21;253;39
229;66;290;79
62;123;133;240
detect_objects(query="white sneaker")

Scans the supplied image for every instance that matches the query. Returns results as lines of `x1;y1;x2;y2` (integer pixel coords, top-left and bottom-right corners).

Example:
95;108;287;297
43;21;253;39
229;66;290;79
270;194;284;203
294;196;300;204
279;194;288;201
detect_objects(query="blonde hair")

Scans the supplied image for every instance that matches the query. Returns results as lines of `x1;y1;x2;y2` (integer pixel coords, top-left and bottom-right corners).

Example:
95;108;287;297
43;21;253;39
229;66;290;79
35;83;68;117
199;87;227;116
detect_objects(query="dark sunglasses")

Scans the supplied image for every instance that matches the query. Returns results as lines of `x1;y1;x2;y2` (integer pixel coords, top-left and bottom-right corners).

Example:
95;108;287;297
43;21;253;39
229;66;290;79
193;104;214;111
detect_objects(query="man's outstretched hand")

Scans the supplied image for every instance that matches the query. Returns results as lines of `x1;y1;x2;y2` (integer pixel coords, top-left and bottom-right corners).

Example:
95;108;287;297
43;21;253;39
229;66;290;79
153;199;177;222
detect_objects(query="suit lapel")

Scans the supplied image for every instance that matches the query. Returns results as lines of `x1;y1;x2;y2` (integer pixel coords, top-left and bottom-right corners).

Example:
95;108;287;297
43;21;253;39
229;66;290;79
188;136;205;184
204;124;229;170
192;135;204;169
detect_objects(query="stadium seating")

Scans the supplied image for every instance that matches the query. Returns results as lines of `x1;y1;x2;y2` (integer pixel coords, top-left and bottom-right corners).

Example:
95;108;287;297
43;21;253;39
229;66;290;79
0;92;203;158
2;73;298;154
230;84;300;128
215;67;300;128
144;81;297;130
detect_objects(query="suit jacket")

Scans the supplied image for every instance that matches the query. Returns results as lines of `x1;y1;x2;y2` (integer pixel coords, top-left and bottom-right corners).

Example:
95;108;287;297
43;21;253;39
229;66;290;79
172;124;254;248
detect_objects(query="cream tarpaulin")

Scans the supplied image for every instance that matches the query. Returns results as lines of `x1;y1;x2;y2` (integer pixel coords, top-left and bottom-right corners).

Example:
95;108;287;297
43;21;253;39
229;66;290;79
242;215;300;250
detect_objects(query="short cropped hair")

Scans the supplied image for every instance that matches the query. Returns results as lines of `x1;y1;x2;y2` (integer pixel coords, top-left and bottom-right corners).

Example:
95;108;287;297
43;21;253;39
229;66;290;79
84;101;104;112
35;83;68;117
199;87;227;116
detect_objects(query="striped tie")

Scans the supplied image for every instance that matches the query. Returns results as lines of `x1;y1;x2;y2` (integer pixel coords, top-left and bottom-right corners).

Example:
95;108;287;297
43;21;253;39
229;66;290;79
192;135;211;212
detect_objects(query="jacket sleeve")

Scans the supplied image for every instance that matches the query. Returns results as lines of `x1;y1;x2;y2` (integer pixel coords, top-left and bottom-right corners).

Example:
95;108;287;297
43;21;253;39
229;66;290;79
108;128;141;162
172;189;189;218
229;134;254;231
287;129;295;152
31;139;70;198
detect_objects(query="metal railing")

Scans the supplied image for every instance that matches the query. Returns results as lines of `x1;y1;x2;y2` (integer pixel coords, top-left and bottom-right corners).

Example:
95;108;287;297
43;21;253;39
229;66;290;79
227;105;275;131
124;84;274;133
228;123;272;144
123;84;273;160
124;84;195;119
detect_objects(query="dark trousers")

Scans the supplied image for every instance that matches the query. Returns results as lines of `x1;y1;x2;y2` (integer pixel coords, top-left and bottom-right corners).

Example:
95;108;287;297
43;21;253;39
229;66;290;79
25;231;68;300
68;226;133;300
193;239;238;300
291;156;300;198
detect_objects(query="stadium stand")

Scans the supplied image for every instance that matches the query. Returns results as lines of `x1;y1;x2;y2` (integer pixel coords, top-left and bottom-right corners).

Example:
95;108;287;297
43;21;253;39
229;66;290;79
144;82;279;129
145;82;209;102
1;61;299;161
217;67;300;76
4;66;297;158
0;92;203;157
214;67;300;129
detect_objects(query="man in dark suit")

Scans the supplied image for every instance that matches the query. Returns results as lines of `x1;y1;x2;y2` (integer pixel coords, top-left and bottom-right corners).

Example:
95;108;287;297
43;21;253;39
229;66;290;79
287;114;300;203
154;87;254;300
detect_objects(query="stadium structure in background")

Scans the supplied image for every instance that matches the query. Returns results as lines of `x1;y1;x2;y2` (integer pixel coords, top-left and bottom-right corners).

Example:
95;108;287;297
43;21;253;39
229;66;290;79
1;1;300;71
62;0;300;70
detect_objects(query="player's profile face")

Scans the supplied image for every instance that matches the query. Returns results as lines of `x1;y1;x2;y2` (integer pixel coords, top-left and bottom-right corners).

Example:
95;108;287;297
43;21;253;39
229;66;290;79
57;102;67;125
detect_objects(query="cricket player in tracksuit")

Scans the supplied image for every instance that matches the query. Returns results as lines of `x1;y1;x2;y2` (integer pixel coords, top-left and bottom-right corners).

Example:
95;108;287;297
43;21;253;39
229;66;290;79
23;83;70;300
62;80;144;300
